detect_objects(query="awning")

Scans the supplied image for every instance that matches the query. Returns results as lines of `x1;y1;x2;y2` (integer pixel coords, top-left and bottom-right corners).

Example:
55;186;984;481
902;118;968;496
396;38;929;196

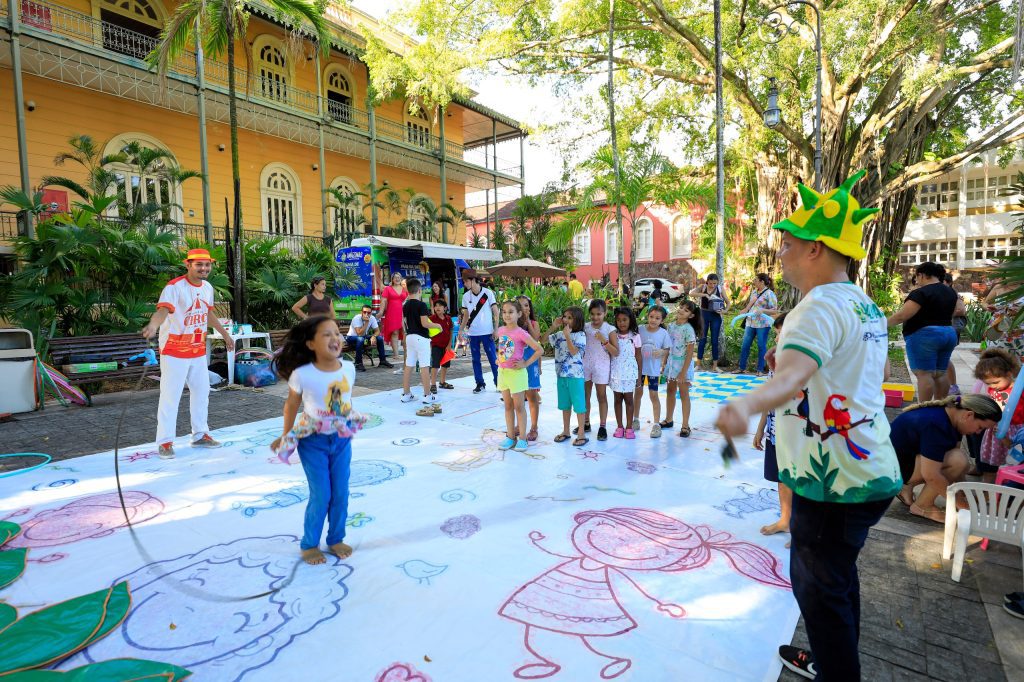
350;236;504;263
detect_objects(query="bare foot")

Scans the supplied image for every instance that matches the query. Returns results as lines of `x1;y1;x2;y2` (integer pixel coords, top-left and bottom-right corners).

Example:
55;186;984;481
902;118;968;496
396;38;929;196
328;542;353;559
301;547;326;565
760;520;790;536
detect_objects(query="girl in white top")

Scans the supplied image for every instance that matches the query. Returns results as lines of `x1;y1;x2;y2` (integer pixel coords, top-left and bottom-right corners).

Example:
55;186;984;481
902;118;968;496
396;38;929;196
271;316;366;566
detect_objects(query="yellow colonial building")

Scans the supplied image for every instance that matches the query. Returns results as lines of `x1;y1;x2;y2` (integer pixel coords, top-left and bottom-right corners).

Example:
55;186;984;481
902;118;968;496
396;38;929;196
0;0;525;254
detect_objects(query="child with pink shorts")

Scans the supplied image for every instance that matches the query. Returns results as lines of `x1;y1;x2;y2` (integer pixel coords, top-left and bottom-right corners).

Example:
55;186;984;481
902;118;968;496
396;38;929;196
581;299;619;441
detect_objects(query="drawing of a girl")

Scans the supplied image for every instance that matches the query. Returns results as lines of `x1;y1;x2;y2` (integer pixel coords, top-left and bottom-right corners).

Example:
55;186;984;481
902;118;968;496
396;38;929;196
498;508;790;679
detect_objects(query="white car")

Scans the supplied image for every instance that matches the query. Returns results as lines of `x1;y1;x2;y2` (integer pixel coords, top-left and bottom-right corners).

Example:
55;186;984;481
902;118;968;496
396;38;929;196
633;278;685;303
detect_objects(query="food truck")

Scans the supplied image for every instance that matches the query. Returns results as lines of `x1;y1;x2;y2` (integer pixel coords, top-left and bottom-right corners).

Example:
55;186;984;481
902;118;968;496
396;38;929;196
334;236;504;319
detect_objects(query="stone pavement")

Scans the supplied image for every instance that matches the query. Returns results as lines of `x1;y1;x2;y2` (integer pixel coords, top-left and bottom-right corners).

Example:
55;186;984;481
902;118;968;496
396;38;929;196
3;346;1021;680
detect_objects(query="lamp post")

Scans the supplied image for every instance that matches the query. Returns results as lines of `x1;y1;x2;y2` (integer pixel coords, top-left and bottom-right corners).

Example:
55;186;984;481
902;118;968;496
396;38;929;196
759;2;822;191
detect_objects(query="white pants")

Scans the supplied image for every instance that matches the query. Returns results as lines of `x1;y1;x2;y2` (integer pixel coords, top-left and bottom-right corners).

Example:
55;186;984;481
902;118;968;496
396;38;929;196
156;354;211;446
405;334;432;368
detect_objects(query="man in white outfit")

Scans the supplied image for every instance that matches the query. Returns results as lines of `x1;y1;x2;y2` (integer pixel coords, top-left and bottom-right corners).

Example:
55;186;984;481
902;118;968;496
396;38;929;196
141;248;233;459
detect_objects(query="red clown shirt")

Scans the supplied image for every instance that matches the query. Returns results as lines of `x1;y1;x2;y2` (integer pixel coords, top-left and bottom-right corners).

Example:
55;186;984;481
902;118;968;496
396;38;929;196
156;276;216;358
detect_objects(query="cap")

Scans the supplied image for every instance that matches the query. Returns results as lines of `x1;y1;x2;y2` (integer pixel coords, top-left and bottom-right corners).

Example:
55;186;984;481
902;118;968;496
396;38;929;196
183;248;216;263
772;169;879;260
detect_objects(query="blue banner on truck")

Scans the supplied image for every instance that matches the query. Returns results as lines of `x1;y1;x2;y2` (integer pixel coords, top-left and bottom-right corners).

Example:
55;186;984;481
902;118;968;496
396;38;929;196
388;249;431;290
335;247;374;297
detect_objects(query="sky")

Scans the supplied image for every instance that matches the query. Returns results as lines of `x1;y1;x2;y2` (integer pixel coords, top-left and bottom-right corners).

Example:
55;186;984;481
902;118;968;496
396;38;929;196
351;0;570;208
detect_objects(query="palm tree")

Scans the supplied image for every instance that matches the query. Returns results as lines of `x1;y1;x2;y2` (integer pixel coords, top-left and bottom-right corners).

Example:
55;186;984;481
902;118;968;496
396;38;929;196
361;182;407;234
404;195;462;242
546;144;713;291
43;135;126;201
507;191;575;268
325;186;369;247
149;0;331;321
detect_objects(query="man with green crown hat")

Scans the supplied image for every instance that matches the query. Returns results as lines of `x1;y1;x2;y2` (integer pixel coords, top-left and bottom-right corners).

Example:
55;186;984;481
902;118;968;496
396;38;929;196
717;169;902;680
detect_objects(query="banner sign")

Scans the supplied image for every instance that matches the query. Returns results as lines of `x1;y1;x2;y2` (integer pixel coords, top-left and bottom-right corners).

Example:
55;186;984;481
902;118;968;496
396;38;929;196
335;247;374;298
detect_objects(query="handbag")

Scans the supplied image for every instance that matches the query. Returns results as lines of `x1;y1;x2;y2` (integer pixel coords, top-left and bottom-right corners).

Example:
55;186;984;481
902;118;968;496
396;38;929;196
235;349;277;387
708;286;726;313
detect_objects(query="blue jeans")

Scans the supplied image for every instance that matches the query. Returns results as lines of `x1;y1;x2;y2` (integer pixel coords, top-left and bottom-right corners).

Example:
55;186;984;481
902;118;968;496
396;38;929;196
904;326;958;372
790;493;892;681
470;334;498;388
697;310;722;361
346;335;386;365
739;325;770;372
297;433;352;550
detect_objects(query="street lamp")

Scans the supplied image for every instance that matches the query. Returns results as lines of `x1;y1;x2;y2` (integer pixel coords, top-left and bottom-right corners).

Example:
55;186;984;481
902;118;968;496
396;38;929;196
763;77;781;130
758;2;822;190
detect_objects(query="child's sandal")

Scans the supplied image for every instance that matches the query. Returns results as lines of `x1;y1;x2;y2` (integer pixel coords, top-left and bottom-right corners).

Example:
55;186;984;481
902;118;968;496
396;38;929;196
554;434;571;443
679;426;691;438
573;437;589;447
659;420;674;429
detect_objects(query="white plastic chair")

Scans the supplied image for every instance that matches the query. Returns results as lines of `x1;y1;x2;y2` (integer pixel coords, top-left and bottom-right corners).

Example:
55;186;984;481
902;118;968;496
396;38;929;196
942;482;1024;586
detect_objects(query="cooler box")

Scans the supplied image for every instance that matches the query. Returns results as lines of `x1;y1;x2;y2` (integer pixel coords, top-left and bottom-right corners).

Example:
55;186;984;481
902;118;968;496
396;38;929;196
0;329;36;414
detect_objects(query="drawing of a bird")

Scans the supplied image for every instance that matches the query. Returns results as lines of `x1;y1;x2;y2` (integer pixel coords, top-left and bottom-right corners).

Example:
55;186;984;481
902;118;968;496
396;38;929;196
396;560;448;585
823;394;870;460
796;389;813;436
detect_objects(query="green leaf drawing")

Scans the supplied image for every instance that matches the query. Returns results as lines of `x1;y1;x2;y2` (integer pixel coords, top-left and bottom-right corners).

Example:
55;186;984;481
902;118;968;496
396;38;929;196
0;522;21;548
0;658;192;681
0;585;116;674
81;582;131;651
0;602;17;630
0;549;28;591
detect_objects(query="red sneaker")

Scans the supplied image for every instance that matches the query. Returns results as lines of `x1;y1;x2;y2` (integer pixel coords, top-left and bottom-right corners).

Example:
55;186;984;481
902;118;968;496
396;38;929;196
191;435;221;448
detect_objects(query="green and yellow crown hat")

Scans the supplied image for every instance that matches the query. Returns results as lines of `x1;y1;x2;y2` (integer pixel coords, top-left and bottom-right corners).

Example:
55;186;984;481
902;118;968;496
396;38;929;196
772;169;879;260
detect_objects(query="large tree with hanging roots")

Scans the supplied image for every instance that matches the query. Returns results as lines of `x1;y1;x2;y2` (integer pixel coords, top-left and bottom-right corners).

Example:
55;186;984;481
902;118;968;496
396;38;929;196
365;0;1022;290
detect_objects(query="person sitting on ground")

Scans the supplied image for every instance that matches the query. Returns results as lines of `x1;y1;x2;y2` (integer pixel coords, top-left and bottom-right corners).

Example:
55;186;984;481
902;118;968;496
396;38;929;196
291;276;336;320
890;393;1002;522
887;261;959;402
346;305;393;371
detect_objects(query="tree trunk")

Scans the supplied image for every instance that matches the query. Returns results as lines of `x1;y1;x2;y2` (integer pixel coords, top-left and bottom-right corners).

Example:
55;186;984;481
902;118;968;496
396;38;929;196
226;21;247;323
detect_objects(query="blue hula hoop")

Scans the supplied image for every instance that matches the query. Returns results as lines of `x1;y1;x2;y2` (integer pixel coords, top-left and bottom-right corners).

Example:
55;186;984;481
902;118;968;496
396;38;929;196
0;453;53;479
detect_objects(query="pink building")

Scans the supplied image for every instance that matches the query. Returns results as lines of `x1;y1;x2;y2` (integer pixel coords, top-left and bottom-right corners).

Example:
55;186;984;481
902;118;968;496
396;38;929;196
468;199;720;289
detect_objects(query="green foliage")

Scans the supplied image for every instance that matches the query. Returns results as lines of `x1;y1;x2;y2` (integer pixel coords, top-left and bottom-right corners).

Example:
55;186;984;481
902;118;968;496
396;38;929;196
242;238;357;331
866;251;904;314
0;522;190;679
963;300;994;343
504;191;575;268
496;283;579;345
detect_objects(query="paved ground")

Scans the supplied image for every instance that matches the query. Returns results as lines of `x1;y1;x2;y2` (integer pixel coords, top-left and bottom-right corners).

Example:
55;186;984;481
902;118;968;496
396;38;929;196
3;346;1021;680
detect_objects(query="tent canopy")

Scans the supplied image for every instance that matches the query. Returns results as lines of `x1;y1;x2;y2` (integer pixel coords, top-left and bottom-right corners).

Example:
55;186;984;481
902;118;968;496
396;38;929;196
349;235;504;263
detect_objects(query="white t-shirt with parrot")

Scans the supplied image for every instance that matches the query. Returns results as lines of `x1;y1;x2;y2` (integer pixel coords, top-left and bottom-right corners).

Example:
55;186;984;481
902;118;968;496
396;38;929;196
774;282;902;503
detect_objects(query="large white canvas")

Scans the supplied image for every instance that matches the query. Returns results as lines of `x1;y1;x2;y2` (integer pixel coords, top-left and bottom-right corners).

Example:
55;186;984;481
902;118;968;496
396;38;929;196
0;362;798;681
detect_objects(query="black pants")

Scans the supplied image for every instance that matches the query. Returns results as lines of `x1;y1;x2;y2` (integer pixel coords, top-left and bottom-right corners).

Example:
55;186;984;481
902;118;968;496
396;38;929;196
789;493;892;681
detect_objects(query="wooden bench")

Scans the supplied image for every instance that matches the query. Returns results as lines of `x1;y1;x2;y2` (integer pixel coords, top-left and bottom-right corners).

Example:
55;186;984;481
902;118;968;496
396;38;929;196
48;334;155;389
270;317;387;365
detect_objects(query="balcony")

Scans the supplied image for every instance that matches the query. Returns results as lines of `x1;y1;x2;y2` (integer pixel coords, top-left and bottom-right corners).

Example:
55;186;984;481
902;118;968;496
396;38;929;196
0;211;326;255
1;0;524;190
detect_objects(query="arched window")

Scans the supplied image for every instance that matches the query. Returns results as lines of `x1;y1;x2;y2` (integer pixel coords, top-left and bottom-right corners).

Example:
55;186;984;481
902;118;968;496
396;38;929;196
324;66;354;124
405;106;432;149
329;177;362;237
254;36;289;103
605;222;618;264
573;231;591;265
260;163;301;236
635;217;653;260
408;194;433;240
93;0;165;60
102;132;183;223
671;214;692;259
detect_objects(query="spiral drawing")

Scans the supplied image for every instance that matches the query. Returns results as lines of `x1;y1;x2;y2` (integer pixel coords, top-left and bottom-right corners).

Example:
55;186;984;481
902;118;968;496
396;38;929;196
440;489;478;503
391;438;420;447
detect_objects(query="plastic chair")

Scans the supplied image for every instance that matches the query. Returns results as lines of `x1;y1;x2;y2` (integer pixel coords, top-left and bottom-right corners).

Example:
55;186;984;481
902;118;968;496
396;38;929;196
980;462;1024;551
942;482;1024;587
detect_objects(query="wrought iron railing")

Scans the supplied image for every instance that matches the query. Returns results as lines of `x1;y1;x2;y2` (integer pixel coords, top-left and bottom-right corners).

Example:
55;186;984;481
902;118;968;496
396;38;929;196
0;211;24;240
3;0;517;173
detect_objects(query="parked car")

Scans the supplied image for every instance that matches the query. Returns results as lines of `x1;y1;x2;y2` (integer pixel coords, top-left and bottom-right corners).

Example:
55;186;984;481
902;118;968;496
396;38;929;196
633;278;686;303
